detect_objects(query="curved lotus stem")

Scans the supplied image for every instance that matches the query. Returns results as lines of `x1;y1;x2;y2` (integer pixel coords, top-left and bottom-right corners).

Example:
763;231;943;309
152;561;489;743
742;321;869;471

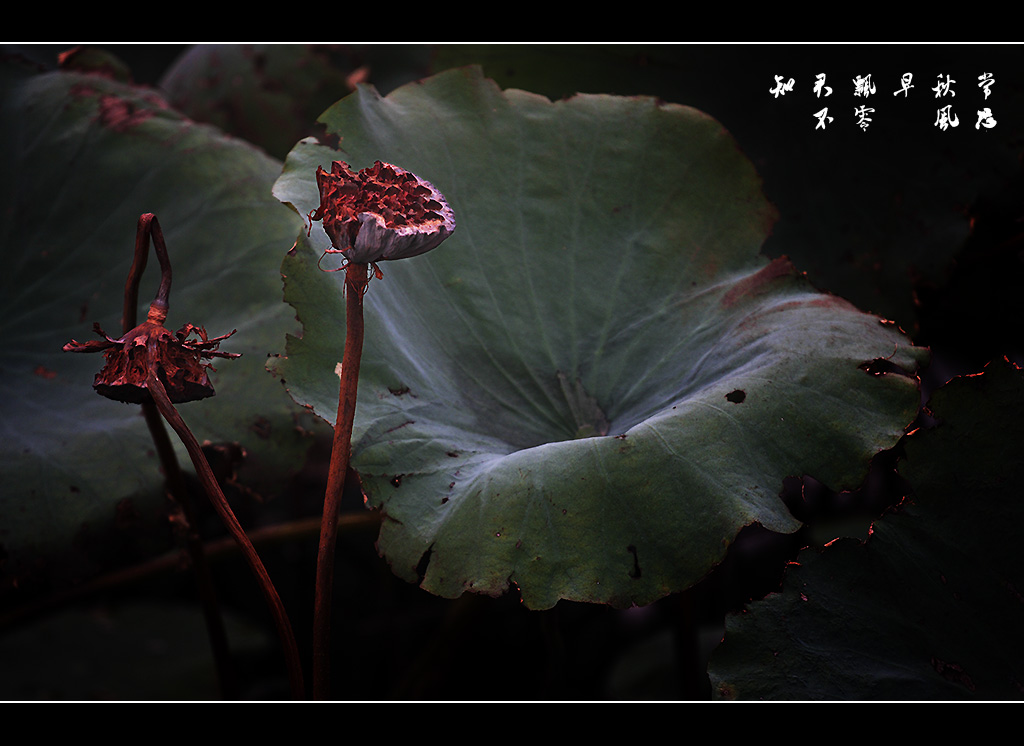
145;338;305;699
64;213;304;699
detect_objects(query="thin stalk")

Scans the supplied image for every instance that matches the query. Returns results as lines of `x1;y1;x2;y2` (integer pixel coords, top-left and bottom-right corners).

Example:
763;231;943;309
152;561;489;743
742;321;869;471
130;214;302;698
127;214;236;698
145;340;305;699
139;401;237;698
313;261;368;700
123;213;172;330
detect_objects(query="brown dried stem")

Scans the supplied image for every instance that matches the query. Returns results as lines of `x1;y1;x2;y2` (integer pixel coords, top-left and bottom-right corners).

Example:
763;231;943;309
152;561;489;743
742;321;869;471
313;261;368;700
145;344;305;699
126;214;236;698
138;397;238;698
69;213;305;699
124;213;172;327
138;215;304;698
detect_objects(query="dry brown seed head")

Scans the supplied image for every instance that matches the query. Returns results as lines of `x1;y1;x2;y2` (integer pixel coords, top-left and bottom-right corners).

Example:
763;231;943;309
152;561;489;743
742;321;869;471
64;304;239;404
309;160;455;264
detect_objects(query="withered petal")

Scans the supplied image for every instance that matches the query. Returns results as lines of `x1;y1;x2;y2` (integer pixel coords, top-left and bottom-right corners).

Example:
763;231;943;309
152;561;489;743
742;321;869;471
66;316;239;404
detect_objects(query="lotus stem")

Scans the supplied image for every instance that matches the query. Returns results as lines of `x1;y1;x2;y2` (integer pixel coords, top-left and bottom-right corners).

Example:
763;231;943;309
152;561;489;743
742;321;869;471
313;261;368;700
126;214;236;698
145;340;305;699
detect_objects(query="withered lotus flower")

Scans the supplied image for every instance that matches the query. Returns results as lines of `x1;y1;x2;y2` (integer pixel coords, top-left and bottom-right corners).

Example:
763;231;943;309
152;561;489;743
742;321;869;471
63;301;239;404
309;160;456;264
61;213;303;698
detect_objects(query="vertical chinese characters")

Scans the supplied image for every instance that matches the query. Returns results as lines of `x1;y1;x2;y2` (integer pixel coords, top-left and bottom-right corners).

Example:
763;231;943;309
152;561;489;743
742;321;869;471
976;73;996;131
932;74;958;131
771;67;999;134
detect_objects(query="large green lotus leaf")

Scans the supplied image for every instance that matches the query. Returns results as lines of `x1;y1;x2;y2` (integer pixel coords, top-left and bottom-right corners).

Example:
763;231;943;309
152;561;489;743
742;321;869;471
272;67;926;610
0;58;308;585
708;359;1024;700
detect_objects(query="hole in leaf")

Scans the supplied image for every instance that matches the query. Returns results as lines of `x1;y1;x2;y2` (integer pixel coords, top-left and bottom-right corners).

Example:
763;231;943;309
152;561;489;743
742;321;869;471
859;357;911;377
415;544;433;584
627;544;642;579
